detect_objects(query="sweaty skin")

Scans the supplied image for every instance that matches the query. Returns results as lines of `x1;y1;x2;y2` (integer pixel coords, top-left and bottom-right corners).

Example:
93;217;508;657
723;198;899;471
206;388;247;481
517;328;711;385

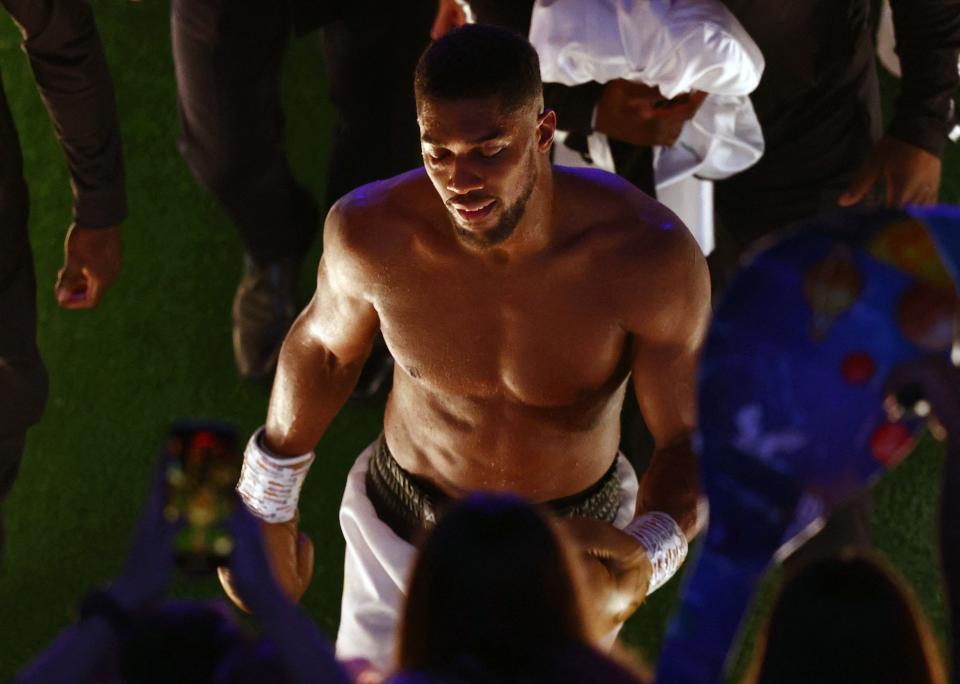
260;96;710;626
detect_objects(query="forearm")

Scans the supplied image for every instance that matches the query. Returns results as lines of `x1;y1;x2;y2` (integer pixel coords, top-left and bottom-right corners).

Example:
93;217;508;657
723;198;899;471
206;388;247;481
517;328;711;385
264;314;370;456
637;437;702;541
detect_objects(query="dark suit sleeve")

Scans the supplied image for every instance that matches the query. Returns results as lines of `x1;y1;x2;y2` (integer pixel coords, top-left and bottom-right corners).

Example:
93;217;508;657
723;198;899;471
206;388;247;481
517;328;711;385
543;81;605;134
888;0;960;158
3;0;126;228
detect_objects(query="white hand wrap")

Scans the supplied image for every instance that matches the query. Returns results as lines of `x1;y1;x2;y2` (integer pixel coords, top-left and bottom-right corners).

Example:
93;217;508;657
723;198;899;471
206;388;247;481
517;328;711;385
236;427;315;524
623;511;688;595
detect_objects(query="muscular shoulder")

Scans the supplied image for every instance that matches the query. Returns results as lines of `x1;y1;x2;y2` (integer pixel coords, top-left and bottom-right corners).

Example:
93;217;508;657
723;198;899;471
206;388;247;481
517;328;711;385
555;167;709;343
554;166;676;239
555;166;695;267
322;169;438;285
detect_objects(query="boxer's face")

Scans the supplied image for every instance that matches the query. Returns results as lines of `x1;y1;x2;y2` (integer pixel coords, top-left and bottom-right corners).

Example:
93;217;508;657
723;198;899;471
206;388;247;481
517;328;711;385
418;96;555;248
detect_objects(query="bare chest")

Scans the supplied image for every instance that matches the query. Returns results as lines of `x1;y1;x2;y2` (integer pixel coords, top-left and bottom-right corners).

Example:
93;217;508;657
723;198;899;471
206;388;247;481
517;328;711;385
375;262;630;406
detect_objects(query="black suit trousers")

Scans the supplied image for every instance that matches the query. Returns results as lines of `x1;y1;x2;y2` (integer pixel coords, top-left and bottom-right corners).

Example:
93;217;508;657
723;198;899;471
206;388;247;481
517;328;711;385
0;72;50;534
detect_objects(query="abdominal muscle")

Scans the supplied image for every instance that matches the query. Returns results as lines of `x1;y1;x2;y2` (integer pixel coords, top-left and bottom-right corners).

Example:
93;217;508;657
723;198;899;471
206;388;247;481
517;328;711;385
382;372;629;503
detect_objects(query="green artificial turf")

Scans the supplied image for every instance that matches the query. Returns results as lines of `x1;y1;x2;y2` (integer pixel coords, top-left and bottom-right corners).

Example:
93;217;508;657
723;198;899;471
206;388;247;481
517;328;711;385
0;2;958;680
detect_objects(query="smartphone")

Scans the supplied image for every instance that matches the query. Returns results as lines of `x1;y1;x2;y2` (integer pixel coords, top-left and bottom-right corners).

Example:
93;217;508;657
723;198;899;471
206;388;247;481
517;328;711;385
163;421;241;575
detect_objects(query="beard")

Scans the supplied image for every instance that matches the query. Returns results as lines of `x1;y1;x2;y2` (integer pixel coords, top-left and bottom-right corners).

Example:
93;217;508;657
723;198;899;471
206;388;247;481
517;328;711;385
452;153;538;249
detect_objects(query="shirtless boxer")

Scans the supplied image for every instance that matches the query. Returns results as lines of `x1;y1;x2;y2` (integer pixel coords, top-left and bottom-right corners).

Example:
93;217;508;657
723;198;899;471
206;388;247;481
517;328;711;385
223;25;710;671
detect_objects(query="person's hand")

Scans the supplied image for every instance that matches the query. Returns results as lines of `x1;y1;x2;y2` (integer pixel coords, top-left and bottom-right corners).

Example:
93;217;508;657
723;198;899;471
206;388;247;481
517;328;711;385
431;0;467;40
218;505;314;613
55;224;122;309
838;135;942;208
556;517;652;638
885;355;960;443
595;80;707;148
109;457;181;611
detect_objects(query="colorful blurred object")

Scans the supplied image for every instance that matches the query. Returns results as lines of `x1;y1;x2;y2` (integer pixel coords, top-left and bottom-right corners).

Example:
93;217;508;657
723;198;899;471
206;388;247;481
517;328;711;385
655;207;960;684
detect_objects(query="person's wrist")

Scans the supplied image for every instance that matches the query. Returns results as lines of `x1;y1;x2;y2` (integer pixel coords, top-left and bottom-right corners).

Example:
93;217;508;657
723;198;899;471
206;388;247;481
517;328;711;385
238;427;315;523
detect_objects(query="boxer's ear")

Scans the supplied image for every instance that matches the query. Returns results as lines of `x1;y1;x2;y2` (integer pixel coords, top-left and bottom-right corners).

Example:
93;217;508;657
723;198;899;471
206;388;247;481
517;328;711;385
536;109;557;152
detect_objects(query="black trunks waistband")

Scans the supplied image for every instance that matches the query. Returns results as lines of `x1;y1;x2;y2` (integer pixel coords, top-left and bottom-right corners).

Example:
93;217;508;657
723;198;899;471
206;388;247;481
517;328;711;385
364;434;623;544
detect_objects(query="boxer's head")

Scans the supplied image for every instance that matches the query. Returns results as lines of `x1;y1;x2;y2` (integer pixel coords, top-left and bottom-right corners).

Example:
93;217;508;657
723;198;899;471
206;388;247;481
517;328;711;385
415;24;556;249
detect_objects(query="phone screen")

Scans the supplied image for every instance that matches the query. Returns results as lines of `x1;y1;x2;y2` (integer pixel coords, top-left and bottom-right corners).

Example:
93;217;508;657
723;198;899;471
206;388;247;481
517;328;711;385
163;422;241;575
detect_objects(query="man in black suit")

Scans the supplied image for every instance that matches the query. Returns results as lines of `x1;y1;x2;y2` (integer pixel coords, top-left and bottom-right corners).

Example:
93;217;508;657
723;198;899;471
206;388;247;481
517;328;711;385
171;0;436;392
448;0;959;268
1;0;127;558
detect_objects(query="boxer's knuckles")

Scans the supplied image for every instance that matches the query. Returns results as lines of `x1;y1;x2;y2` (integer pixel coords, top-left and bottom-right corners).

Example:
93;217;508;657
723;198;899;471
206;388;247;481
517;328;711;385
218;518;314;612
260;518;314;602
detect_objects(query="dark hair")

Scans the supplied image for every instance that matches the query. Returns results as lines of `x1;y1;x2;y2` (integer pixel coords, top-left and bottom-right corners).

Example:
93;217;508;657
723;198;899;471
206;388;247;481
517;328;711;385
414;24;543;113
397;493;644;683
747;551;946;684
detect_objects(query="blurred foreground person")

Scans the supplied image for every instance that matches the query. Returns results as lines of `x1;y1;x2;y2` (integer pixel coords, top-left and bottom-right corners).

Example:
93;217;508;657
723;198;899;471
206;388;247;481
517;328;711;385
221;24;709;672
14;458;349;684
745;551;947;684
390;493;649;684
653;207;960;683
0;0;126;561
746;354;960;684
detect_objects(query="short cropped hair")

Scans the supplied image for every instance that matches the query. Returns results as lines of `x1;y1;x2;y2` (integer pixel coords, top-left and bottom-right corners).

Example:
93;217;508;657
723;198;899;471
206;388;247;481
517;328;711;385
414;24;543;113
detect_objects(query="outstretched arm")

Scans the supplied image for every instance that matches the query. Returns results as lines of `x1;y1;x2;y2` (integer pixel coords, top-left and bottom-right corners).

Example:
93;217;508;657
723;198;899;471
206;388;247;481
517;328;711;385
557;205;709;637
220;200;381;610
628;213;711;541
264;201;381;456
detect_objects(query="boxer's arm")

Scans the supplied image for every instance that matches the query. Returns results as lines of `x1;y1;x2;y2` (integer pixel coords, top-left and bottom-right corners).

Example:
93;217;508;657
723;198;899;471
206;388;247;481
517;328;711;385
221;203;381;608
627;212;710;541
264;202;381;456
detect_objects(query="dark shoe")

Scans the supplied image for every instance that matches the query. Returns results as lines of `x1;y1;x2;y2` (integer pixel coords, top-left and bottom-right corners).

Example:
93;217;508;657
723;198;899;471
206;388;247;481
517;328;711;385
350;335;394;402
232;255;299;380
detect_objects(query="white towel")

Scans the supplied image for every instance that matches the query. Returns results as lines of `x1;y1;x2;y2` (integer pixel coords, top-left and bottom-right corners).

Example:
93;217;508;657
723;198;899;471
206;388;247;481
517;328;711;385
530;0;765;186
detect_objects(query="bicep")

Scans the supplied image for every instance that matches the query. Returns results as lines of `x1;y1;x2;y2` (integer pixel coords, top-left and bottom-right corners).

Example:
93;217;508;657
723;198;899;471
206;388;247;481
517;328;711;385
632;336;701;448
300;252;379;365
627;226;710;446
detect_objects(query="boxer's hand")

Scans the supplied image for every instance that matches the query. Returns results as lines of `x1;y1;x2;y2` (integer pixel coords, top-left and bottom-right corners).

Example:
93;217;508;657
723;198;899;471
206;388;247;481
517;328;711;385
595;80;707;148
55;224;122;309
431;0;467;40
218;506;314;613
557;517;652;637
838;135;942;208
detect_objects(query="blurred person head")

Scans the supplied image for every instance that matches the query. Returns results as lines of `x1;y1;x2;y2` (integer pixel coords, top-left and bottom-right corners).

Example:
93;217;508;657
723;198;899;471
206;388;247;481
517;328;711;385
396;492;646;684
414;24;556;250
117;599;290;684
746;550;946;684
